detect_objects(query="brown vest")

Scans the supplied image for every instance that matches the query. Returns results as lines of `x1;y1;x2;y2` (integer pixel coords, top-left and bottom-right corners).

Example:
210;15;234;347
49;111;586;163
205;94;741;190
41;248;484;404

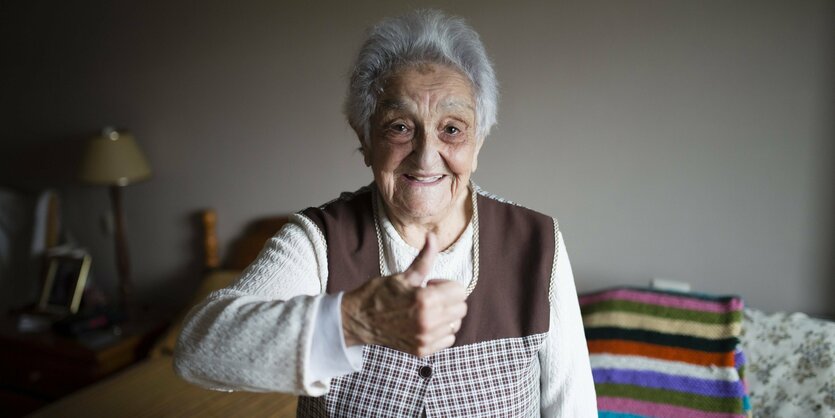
297;186;556;417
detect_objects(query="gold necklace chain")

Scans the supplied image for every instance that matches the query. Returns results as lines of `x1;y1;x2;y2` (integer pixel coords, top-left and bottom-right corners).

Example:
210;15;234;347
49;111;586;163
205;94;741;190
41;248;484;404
372;184;480;297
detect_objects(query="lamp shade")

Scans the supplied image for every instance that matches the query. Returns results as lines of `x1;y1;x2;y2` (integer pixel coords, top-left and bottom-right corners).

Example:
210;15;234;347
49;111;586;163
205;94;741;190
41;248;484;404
79;128;151;186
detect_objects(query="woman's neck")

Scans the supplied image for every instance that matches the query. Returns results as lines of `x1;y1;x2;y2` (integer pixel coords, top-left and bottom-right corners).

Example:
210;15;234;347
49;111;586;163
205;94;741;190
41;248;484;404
384;186;473;251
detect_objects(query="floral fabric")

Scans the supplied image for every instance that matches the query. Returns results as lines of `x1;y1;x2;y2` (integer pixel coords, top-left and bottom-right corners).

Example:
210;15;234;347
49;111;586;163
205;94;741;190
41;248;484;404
740;308;835;418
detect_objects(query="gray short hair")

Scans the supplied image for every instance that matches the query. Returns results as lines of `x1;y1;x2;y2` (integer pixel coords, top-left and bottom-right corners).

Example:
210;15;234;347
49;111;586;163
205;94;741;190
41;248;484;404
345;9;498;146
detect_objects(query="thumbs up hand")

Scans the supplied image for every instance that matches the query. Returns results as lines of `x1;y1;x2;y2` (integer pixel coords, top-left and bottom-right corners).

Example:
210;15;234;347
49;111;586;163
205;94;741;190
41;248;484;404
341;233;468;357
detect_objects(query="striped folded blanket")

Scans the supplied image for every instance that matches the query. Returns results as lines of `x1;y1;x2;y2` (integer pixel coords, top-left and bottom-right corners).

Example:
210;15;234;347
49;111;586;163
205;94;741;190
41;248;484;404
579;287;751;418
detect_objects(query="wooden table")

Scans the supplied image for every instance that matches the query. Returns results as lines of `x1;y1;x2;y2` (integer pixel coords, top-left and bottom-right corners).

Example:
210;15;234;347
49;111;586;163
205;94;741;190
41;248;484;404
0;315;165;417
26;356;298;418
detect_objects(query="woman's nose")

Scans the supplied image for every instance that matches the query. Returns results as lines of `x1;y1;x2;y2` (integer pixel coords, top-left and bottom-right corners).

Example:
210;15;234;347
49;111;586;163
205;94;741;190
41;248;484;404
411;130;441;167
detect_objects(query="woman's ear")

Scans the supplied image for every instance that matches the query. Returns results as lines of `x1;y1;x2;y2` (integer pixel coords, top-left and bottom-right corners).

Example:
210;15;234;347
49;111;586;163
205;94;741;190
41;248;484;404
358;138;371;167
360;145;371;167
471;136;485;172
352;125;372;167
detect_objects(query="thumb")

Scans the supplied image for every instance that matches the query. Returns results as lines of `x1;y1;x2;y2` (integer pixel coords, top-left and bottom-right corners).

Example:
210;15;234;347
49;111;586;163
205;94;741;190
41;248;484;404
404;232;439;287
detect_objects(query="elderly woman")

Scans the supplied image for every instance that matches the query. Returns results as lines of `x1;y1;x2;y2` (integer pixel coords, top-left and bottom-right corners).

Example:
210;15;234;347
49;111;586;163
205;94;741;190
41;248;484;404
174;9;596;417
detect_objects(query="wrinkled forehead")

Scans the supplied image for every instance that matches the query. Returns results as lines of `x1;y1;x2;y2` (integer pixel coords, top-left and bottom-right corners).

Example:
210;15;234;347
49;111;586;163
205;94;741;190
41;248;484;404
374;64;476;117
377;97;474;114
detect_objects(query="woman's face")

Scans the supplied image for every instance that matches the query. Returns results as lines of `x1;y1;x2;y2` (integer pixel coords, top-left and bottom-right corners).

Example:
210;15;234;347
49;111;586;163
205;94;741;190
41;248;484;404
366;63;483;225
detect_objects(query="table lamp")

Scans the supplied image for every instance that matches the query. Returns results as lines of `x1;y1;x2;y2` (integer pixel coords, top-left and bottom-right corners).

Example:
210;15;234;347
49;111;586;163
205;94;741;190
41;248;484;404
79;127;151;314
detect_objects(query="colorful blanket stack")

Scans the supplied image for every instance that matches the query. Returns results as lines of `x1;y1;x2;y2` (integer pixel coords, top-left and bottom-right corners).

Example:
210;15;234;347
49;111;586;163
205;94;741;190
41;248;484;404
579;287;751;418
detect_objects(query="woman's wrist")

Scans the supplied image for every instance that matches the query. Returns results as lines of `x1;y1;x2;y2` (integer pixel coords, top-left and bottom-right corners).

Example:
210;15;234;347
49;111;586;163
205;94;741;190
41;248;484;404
340;289;367;347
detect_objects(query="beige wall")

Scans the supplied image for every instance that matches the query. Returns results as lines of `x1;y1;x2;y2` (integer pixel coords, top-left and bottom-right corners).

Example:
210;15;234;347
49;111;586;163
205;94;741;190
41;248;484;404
2;0;833;315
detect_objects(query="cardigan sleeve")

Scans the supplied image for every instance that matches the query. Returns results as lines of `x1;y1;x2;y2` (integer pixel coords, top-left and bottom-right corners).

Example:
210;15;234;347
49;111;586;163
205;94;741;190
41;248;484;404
539;231;598;417
173;214;338;396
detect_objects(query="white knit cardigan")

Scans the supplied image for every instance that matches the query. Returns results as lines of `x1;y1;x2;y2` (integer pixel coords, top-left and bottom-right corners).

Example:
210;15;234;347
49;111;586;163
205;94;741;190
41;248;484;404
173;190;597;417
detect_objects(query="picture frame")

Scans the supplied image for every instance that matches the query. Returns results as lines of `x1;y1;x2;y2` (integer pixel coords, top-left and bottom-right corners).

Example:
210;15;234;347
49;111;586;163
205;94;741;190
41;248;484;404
37;251;92;315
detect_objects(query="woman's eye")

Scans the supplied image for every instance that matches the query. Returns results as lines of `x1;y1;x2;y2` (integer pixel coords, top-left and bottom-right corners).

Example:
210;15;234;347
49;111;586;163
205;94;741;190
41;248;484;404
383;122;412;142
444;126;461;135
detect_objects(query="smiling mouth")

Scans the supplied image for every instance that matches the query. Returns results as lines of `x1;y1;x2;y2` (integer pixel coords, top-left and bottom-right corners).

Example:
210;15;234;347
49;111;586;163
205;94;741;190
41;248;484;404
403;174;446;184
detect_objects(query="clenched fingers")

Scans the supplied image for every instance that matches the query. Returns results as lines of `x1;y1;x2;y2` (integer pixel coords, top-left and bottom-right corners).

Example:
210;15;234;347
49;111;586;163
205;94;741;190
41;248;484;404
411;292;468;357
421;279;467;305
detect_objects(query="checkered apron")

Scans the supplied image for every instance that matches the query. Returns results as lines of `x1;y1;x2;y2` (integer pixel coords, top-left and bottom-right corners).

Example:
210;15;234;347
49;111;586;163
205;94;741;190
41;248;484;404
298;186;555;417
296;334;546;417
